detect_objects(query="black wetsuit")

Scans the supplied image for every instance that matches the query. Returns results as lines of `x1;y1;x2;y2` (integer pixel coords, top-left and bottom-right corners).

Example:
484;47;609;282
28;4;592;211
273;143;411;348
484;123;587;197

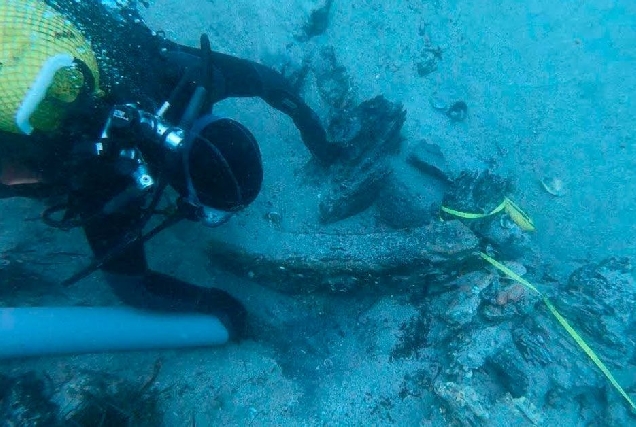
0;1;339;339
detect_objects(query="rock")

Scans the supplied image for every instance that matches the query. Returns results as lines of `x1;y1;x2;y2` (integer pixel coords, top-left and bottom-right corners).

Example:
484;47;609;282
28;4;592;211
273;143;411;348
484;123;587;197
453;325;513;370
433;382;490;425
486;348;530;398
429;90;468;122
60;365;163;426
422;271;494;334
441;170;534;257
480;267;540;322
442;170;512;231
504;396;545;426
312;46;355;112
375;139;451;229
0;372;58;426
415;49;439;77
207;219;479;294
320;96;406;224
319;157;392;224
606;393;636;427
480;218;533;260
512;323;553;365
296;0;334;41
429;282;484;330
406;139;451;183
427;269;495;297
515;313;611;416
376;166;444;229
329;95;405;164
437;291;481;328
556;257;636;364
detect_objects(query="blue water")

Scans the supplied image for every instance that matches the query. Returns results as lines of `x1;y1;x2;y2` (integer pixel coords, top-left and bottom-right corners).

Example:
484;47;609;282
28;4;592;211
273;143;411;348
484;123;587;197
1;0;635;425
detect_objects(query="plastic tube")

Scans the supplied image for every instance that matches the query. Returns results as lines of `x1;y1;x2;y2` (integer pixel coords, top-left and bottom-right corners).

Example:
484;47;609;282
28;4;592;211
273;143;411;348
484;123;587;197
0;306;229;359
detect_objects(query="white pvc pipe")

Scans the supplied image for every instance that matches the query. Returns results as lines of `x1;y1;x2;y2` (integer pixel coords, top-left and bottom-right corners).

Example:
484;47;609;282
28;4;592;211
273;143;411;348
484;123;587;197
0;306;229;359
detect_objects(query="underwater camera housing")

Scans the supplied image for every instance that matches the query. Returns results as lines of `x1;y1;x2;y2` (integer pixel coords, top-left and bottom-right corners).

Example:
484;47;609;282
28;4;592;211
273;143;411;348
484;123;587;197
100;103;263;227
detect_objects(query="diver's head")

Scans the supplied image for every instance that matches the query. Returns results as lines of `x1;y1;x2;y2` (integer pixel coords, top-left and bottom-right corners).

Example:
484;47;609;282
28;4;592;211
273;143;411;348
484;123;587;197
0;0;100;135
171;116;263;213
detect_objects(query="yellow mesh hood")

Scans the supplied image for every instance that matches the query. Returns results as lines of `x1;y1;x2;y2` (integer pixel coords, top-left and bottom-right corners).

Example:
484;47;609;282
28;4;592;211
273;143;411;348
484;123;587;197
0;0;100;134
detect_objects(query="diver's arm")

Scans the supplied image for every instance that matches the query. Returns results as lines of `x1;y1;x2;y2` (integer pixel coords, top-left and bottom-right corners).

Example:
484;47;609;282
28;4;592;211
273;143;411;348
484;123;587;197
82;214;246;338
209;52;344;165
226;55;344;166
104;271;247;338
79;196;246;338
159;42;342;165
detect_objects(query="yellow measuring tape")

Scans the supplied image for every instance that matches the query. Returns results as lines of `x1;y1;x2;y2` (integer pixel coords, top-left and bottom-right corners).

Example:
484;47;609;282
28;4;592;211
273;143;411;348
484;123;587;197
441;197;535;232
441;197;634;410
480;253;636;411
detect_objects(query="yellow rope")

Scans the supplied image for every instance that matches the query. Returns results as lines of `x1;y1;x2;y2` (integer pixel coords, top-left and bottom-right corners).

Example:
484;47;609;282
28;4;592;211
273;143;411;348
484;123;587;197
480;252;636;411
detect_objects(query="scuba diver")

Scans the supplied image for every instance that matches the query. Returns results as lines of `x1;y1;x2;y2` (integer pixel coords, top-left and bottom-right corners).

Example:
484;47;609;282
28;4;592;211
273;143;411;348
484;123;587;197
0;0;341;350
